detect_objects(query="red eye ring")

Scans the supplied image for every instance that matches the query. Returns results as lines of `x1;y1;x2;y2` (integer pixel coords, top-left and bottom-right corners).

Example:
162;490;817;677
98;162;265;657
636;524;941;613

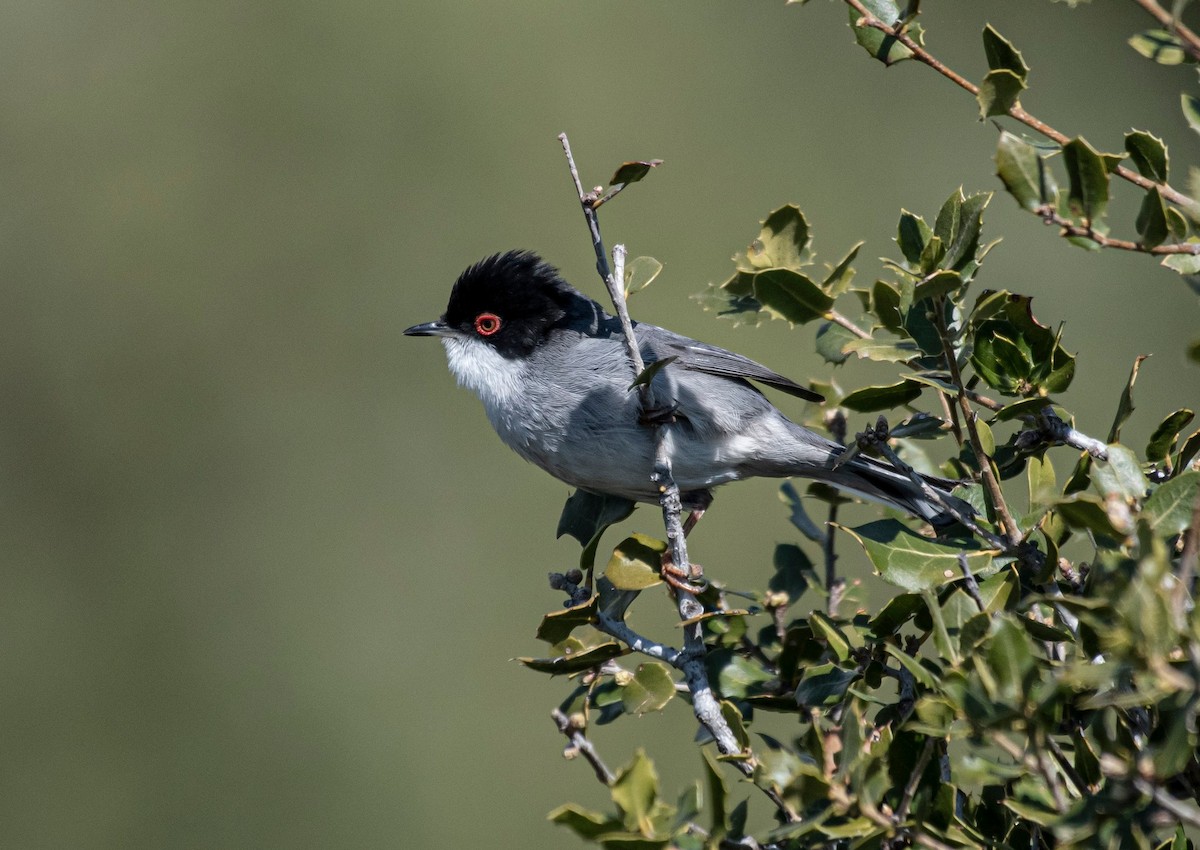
474;312;502;336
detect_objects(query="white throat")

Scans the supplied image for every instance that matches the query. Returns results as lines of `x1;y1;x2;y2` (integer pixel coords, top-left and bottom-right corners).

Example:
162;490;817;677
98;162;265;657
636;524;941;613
441;335;525;414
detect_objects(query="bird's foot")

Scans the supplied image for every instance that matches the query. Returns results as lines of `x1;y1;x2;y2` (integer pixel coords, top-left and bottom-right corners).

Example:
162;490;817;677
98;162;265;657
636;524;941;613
638;403;679;427
659;554;708;594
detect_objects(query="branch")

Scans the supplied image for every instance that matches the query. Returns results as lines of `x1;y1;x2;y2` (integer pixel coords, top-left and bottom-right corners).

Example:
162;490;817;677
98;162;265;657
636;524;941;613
825;411;847;616
1039;207;1200;256
1014;406;1109;460
929;300;1022;547
558;133;799;825
1132;0;1200;64
841;0;1197;213
551;708;615;785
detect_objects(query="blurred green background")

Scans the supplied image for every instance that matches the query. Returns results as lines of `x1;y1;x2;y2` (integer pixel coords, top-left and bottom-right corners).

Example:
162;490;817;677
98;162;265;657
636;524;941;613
2;1;1197;847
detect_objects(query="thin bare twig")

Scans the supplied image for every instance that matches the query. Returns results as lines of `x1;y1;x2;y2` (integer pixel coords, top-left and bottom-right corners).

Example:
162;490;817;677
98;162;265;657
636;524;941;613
896;737;937;824
558;133;800;825
957;552;987;612
551;708;615;785
826;411;847;616
841;0;1198;215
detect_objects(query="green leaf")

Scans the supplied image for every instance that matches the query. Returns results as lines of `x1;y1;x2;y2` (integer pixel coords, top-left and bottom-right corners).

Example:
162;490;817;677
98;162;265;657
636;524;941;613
869;593;925;636
872;279;904;332
519;641;627;674
1162;246;1200;275
1183;94;1200;137
719;700;750;750
751;268;834;324
624;255;663;297
1129;29;1188;65
840;379;923;412
977;69;1025;118
841;337;921;363
610;159;663;186
770;543;813;605
709;650;772;699
849;0;915;65
1053;493;1127;539
822;241;863;295
1176;428;1200;472
1144;471;1200;537
622;662;676;715
1109;354;1149;442
557;489;636;552
701;751;729;838
1125;130;1169;183
884;643;938;690
780;481;827;543
1136;187;1170;249
1147;409;1194;463
815;321;856;365
1028;454;1057;512
969;290;1075;397
1091;444;1149;502
739;205;812;271
982;24;1030;79
536;598;596;645
794;664;860;708
629;356;678;390
548;803;622;839
611;749;660;835
913;269;964;303
838;519;995;591
810;611;853;662
934;188;991;272
605;534;667;591
987;616;1036;704
996;131;1053;212
1062;137;1111;223
897;210;932;266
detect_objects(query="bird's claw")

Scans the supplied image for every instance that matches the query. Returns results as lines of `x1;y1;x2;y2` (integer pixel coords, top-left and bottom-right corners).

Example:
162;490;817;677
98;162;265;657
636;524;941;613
638;403;679;427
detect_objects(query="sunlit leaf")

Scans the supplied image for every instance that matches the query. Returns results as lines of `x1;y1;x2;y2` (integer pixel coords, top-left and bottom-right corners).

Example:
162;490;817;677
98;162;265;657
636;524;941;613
622;662;676;715
1129;29;1188;65
1125;130;1169;183
610;159;663;186
1144;471;1200;537
605;534;667;591
837;519;995;591
739;205;812;271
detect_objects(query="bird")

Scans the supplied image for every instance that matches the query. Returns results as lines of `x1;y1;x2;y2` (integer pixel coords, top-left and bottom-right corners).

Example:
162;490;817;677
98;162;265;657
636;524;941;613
404;250;968;535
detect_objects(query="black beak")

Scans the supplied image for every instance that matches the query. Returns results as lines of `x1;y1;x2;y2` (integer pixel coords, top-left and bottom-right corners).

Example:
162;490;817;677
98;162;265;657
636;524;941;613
403;319;453;337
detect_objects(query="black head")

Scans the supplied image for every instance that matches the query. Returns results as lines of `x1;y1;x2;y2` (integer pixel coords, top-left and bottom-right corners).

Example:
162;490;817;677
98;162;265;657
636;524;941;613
406;251;589;358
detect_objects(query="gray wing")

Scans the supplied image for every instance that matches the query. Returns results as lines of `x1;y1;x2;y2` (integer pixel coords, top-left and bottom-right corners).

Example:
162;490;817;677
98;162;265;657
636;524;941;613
636;323;824;402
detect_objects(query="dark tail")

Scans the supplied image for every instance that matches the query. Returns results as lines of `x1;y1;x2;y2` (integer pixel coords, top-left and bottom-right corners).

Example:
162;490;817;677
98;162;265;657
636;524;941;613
814;453;973;529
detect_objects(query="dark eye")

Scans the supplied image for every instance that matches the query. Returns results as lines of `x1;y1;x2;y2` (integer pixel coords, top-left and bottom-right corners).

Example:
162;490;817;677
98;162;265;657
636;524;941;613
474;312;502;336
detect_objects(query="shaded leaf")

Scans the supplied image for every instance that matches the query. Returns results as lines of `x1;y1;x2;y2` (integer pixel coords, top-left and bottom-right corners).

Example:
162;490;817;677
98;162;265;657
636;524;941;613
795;664;860;708
1125;130;1169;183
850;0;915;65
840;379;923;412
548;803;623;839
935;189;991;272
752;268;834;324
822;241;863;295
1136;187;1170;249
982;24;1030;80
1062;137;1111;223
537;598;596;645
978;69;1025;118
996;131;1052;212
1091;444;1149;503
1109;354;1149;442
610;159;663;186
897;210;932;266
770;543;813;605
1147;409;1194;463
558;489;636;548
1184;94;1200;137
780;481;827;543
815;321;856;365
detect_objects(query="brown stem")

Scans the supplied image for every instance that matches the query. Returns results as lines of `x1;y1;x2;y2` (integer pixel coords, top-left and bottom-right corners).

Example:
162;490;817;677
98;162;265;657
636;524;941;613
930;300;1022;546
842;0;1197;211
825;308;872;339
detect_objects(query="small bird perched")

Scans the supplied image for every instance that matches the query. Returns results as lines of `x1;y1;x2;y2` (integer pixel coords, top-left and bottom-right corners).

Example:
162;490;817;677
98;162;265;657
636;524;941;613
405;251;966;528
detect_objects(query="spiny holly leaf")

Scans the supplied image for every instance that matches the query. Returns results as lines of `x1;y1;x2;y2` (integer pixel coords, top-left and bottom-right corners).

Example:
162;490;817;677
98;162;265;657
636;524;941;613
897;210;933;266
751;268;834;324
997;131;1056;213
1182;94;1200;137
982;24;1029;80
1062;137;1111;224
841;338;922;364
822;242;863;295
794;663;861;708
978;69;1025;118
610;159;663;186
1162;245;1200;275
837;519;996;591
536;597;596;645
548;803;623;840
738;205;813;271
969;291;1075;397
934;188;991;272
611;749;661;836
1125;130;1169;183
